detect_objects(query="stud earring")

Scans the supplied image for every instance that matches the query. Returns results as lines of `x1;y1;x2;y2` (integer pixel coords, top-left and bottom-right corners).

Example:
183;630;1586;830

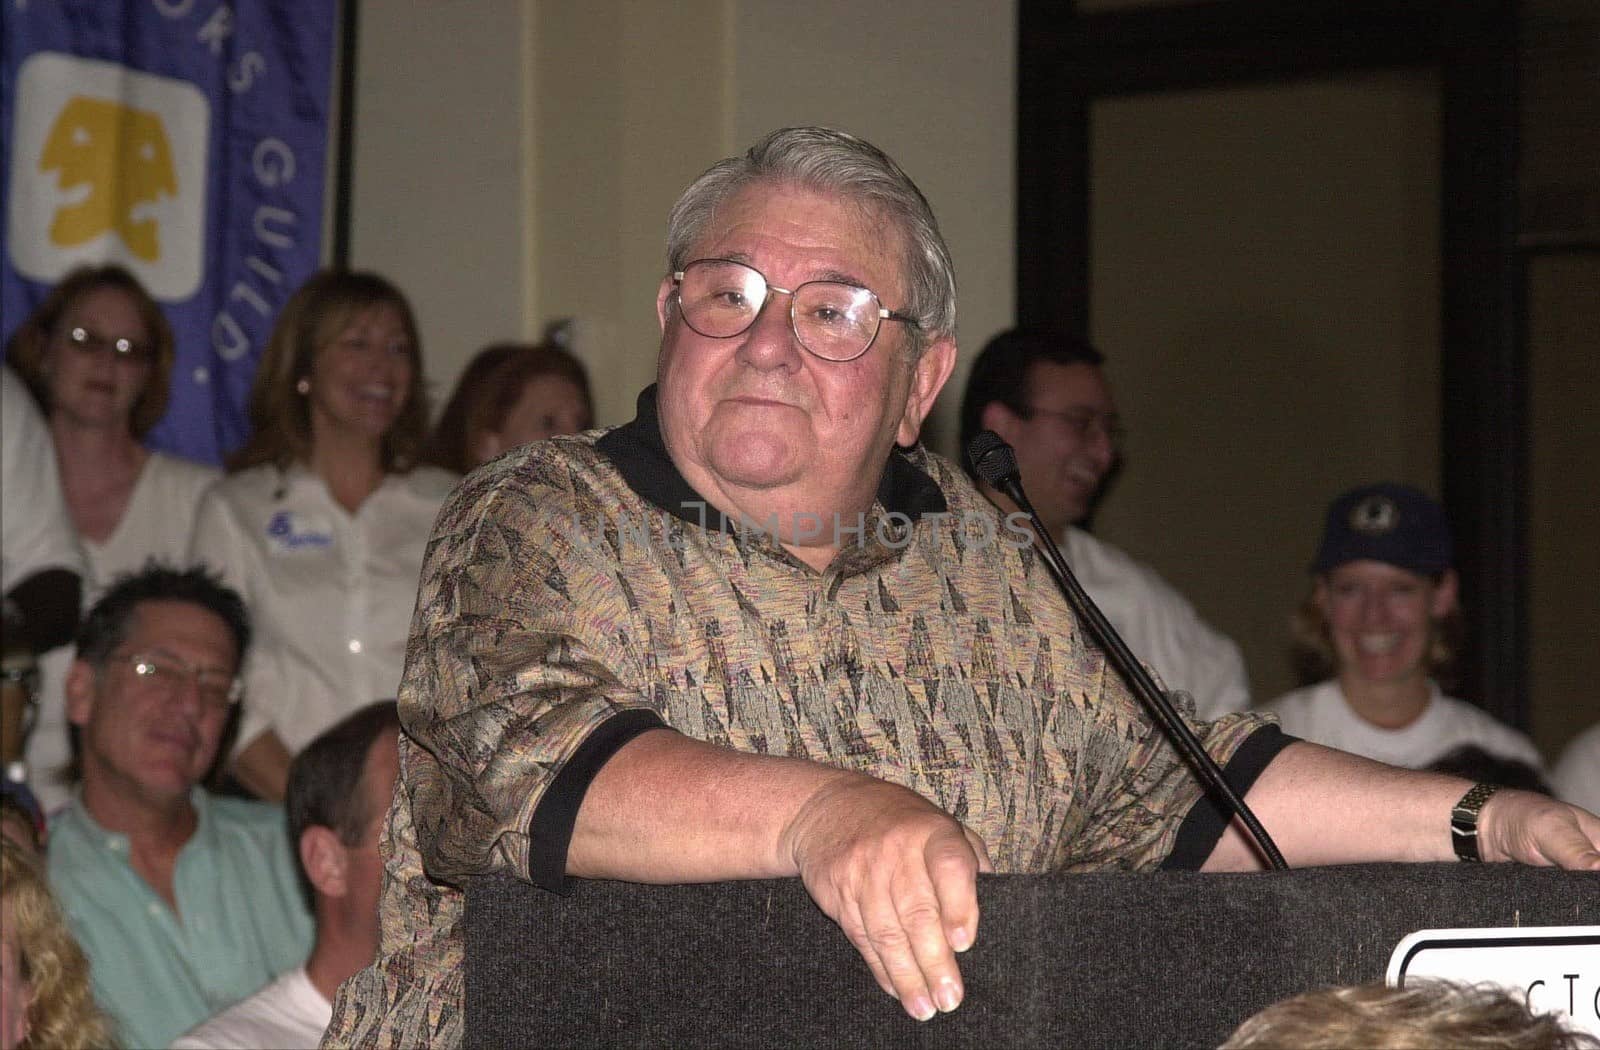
295;377;311;395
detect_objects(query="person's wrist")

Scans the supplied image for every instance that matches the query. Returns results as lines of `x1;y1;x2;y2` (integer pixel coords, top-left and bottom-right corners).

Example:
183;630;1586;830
1450;781;1500;862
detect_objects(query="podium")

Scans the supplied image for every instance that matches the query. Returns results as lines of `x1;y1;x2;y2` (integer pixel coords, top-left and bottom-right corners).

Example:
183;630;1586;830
466;863;1596;1048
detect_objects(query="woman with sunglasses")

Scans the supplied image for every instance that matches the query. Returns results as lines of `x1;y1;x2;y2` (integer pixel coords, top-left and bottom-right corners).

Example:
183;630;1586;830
6;265;218;591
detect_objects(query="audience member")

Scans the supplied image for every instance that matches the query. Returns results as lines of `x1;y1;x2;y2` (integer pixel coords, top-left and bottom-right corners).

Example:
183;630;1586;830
959;328;1250;720
189;270;453;801
1264;483;1545;770
424;341;594;475
47;565;311;1049
171;701;399;1049
5;265;219;593
1220;980;1599;1050
2;838;118;1050
1426;745;1553;795
1;365;85;814
1554;723;1600;815
327;126;1600;1047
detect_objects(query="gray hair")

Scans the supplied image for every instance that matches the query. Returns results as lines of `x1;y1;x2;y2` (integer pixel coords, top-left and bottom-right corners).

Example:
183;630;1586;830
665;126;957;345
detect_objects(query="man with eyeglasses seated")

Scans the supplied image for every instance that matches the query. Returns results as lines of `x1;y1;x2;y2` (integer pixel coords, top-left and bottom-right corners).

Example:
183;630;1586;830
45;564;311;1049
959;328;1251;721
327;126;1600;1049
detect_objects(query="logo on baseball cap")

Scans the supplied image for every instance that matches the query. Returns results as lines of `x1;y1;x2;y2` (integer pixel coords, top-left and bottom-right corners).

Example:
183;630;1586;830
1312;483;1453;576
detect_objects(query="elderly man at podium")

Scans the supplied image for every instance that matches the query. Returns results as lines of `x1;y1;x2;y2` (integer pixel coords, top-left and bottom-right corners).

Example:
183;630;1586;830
324;127;1599;1049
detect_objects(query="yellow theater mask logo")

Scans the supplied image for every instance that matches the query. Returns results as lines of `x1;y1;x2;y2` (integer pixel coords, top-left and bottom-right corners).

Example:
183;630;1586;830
8;53;208;300
40;96;178;262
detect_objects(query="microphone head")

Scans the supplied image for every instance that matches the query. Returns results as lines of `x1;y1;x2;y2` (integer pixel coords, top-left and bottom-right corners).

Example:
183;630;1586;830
967;430;1019;488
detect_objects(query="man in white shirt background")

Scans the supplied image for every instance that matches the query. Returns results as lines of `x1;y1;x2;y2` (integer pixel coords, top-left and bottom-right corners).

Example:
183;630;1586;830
959;328;1251;721
172;700;399;1050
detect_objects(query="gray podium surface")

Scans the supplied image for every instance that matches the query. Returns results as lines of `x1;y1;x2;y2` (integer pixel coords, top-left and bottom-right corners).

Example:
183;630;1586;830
466;863;1595;1049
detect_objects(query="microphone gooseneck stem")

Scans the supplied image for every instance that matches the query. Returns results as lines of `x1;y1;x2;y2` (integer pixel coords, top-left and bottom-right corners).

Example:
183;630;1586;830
996;475;1289;872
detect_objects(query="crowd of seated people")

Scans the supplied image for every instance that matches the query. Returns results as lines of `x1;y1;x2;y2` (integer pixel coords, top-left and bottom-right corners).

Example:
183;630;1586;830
1;145;1596;1047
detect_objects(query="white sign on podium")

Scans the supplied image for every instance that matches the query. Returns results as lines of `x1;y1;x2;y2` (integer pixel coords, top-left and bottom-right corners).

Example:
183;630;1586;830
1388;925;1600;1038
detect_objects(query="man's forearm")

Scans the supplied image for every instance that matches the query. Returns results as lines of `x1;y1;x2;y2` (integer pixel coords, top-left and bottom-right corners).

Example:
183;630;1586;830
1204;740;1475;870
565;726;990;1021
566;727;856;881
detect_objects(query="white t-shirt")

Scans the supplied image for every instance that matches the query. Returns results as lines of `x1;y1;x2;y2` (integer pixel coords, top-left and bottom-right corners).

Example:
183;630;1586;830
0;367;83;596
82;450;219;594
168;965;331;1050
1262;679;1546;771
188;463;454;754
1552;722;1600;815
1061;526;1251;722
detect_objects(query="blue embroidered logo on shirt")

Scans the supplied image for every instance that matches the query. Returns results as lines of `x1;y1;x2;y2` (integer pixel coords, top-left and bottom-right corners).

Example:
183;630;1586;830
265;511;333;552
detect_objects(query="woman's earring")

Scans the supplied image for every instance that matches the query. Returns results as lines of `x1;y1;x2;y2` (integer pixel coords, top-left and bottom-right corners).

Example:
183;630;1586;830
295;377;311;395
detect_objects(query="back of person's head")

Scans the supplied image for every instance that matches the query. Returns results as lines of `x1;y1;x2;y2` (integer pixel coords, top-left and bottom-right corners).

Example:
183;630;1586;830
75;562;250;670
4;263;175;438
1220;981;1598;1050
957;328;1105;476
228;269;430;474
285;700;401;909
666;125;956;348
1426;745;1553;795
1;838;119;1049
424;342;594;474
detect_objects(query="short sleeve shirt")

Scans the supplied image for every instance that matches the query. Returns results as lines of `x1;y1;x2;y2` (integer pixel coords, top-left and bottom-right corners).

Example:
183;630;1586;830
324;386;1289;1047
49;791;313;1049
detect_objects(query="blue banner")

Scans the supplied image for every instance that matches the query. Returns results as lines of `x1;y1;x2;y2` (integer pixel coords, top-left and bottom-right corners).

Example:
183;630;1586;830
2;0;339;465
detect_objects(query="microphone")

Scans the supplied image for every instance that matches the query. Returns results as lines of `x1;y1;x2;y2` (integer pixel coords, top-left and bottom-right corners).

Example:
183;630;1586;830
968;430;1288;871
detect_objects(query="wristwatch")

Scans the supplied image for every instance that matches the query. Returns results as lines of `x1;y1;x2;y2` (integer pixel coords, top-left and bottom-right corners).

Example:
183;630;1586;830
1450;781;1500;862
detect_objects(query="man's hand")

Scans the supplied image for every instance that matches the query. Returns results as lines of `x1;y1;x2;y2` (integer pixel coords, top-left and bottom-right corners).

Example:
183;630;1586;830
781;772;994;1021
1479;790;1600;870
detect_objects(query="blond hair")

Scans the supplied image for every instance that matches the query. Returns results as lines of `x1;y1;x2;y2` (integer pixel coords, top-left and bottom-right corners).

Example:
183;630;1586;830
1;840;118;1049
1222;981;1598;1050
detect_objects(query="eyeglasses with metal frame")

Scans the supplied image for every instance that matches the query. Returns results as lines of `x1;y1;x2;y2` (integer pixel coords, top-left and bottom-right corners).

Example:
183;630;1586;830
62;325;155;363
1023;405;1126;446
116;649;242;710
671;258;921;363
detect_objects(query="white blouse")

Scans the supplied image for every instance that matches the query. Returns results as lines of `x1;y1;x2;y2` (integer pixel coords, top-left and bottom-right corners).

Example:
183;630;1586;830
188;463;455;754
83;450;219;594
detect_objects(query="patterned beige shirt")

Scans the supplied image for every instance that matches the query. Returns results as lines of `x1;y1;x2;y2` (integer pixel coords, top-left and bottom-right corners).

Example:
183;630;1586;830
324;388;1285;1047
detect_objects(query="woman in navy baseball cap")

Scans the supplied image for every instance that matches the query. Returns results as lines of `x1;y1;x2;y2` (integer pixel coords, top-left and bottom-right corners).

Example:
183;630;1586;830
1260;483;1545;774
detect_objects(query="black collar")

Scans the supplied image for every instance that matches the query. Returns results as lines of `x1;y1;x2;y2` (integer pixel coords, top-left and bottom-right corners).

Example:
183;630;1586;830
595;385;947;532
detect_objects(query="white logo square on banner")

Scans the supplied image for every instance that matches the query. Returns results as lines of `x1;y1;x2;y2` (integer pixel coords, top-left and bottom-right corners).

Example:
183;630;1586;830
7;51;209;301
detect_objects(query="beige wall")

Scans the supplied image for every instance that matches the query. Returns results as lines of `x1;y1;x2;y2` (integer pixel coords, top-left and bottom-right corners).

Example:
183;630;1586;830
348;0;532;408
350;0;1016;440
729;2;1017;451
1089;72;1442;705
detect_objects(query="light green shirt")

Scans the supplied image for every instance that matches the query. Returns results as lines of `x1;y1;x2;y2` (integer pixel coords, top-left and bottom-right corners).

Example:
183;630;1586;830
48;790;313;1050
